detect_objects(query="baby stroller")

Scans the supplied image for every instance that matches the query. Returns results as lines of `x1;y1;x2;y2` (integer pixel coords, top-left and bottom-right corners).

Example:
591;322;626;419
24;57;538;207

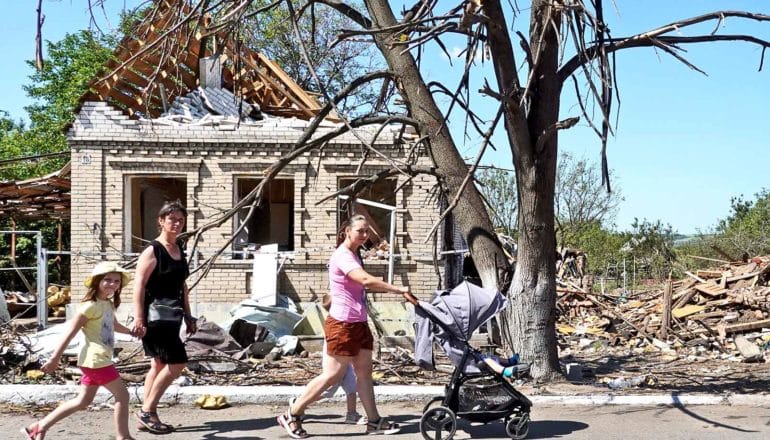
414;281;532;440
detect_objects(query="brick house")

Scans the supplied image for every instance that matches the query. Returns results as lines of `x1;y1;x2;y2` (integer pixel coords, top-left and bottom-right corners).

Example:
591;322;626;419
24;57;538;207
67;5;451;316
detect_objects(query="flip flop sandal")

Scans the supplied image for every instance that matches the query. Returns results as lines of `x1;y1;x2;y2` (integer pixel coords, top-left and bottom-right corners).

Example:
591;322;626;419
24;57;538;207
136;410;173;434
277;409;308;439
366;417;400;435
19;423;43;440
19;426;39;440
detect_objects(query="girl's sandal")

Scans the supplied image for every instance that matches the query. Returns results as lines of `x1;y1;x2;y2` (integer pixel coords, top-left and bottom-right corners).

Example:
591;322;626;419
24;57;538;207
20;423;43;440
136;410;174;434
366;417;400;435
277;408;308;439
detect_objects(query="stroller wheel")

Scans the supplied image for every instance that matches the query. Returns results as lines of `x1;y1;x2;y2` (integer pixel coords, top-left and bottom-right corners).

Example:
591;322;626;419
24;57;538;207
505;413;530;439
419;406;457;440
422;396;444;413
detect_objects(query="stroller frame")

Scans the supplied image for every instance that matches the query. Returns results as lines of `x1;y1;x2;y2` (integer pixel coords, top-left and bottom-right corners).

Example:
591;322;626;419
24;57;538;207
417;305;532;440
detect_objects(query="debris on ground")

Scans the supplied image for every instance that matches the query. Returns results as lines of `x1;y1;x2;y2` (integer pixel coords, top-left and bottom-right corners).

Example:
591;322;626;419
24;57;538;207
4;255;770;394
1;284;71;320
557;255;770;390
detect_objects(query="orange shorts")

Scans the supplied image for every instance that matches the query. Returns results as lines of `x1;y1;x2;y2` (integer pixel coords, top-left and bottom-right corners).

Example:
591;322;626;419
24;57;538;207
325;316;373;356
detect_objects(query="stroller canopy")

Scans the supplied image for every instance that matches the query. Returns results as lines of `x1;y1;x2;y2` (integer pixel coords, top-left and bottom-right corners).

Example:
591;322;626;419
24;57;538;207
414;281;507;371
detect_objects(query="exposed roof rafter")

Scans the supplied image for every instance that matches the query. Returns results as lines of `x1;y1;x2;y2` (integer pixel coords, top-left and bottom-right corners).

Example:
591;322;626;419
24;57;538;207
79;0;323;120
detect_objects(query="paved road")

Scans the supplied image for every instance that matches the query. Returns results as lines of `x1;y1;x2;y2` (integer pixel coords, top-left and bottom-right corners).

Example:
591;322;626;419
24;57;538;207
4;401;770;439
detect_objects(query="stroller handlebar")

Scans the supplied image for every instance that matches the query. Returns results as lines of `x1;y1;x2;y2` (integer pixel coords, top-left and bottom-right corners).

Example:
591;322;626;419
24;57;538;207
403;291;419;306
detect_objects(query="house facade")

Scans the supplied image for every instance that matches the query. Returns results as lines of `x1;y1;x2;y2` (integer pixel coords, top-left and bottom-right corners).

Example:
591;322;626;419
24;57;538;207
67;100;449;312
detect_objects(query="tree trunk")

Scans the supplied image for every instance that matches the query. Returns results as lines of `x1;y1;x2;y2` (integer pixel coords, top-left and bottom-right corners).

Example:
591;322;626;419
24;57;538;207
505;153;560;380
481;0;563;380
367;0;562;380
365;0;508;289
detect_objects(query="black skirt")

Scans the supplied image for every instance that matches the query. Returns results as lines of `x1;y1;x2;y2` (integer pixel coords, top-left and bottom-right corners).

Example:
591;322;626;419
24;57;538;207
142;323;188;364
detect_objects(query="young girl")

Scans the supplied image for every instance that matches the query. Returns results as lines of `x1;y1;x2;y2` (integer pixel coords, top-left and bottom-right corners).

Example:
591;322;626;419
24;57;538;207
318;294;366;425
21;262;136;440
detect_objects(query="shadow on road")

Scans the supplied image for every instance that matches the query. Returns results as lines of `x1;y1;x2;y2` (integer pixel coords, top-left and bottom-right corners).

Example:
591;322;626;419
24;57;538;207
295;414;588;438
173;415;278;440
459;419;589;439
672;403;757;433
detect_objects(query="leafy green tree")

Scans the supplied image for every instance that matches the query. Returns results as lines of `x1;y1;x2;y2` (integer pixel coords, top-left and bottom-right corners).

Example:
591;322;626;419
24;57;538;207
621;219;677;280
1;30;113;181
0;112;32;180
476;167;517;236
682;189;770;262
23;30;114;149
565;221;626;277
715;190;770;256
476;153;622;243
0;30;112;288
556;152;622;246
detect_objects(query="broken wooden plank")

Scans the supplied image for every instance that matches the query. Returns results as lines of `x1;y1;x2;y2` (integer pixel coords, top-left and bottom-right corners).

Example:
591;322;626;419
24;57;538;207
686;255;731;264
687;311;726;321
672;304;706;319
672;288;697;310
685;271;707;283
695;270;725;279
660;278;673;339
724;319;770;334
705;298;732;307
725;263;770;283
694;282;727;297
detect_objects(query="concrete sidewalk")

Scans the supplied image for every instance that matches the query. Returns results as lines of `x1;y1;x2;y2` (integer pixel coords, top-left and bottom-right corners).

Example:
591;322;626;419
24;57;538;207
3;384;770;406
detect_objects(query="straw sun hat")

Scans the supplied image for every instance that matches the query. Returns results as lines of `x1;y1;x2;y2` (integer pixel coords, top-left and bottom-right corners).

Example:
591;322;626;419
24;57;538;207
83;261;132;288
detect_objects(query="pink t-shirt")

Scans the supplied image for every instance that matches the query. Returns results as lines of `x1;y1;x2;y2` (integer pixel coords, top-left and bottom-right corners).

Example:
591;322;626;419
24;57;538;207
328;245;367;323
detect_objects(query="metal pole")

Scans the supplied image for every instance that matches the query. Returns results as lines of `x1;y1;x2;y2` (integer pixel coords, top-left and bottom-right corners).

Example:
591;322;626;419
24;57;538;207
191;249;198;316
622;258;627;300
388;210;396;285
36;235;48;330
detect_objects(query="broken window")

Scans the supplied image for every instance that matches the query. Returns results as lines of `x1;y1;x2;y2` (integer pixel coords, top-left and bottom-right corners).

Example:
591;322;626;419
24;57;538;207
125;176;186;253
338;178;397;256
234;178;294;253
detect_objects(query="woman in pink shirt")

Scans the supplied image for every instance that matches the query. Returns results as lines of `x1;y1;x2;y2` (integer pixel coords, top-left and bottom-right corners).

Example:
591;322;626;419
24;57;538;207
278;215;417;438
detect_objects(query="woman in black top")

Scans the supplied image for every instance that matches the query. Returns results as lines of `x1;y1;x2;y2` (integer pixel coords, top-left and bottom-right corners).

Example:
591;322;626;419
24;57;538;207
131;200;196;434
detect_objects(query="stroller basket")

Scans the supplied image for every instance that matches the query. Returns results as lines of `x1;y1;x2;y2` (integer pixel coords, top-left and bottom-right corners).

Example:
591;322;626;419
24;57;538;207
458;376;520;413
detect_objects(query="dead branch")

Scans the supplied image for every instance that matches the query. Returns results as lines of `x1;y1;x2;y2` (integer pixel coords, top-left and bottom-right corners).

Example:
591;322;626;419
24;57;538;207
534;117;580;153
559;11;770;81
35;0;44;71
423;103;504;243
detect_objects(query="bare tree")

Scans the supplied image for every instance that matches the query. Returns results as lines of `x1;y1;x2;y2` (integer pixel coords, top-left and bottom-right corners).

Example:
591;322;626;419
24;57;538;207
76;0;770;381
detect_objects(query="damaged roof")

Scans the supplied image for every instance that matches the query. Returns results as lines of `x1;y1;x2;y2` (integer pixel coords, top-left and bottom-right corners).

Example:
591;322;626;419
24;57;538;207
80;0;323;120
0;163;71;220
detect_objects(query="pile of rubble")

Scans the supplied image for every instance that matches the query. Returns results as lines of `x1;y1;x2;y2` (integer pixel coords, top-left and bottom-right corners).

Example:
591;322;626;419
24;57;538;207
557;256;770;367
1;285;71;320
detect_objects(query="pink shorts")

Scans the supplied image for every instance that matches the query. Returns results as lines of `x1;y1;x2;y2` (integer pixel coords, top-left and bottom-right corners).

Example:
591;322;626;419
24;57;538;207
80;365;120;386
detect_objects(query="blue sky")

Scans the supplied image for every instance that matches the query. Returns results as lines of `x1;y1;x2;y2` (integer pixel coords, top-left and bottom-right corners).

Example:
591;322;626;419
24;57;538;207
1;1;768;235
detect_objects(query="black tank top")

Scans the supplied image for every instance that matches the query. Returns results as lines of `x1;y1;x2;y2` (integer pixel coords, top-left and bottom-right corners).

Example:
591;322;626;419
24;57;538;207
143;240;189;313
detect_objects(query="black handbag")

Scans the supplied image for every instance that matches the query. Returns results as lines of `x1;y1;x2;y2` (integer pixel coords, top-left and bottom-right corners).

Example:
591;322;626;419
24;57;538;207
147;297;184;326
